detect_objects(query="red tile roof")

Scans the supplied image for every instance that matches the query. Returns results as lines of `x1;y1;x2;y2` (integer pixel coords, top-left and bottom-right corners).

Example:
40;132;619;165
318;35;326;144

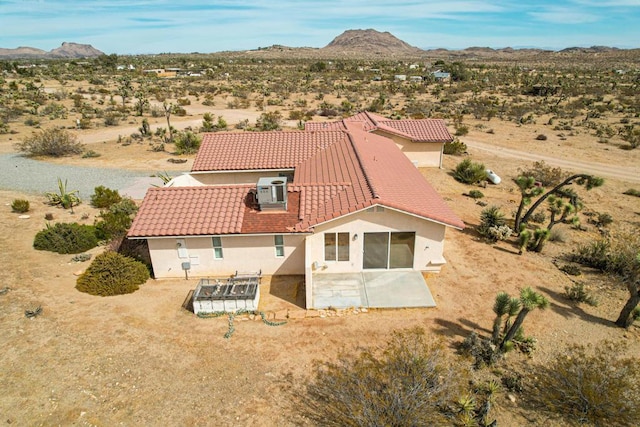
129;125;464;238
192;130;346;172
305;111;453;142
128;186;251;237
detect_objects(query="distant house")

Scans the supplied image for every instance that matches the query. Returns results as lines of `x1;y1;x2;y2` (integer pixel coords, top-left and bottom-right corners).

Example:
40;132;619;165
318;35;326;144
305;111;454;168
409;76;423;83
128;120;464;309
394;74;407;81
431;70;451;81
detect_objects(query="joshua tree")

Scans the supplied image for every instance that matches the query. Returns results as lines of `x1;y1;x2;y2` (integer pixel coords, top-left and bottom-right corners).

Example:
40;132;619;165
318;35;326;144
491;292;521;344
546;195;577;230
520;174;604;227
163;102;174;143
513;176;545;232
501;287;549;350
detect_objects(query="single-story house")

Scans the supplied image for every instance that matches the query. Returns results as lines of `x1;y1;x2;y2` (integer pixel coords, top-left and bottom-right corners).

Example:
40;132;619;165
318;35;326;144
305;111;453;168
127;121;464;309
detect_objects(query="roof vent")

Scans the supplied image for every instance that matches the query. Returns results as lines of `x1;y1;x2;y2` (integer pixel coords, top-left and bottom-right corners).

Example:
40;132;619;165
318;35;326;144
256;177;287;211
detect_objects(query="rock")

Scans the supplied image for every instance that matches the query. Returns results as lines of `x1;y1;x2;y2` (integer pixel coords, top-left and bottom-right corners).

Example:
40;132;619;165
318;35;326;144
18;215;30;219
274;309;289;320
508;393;517;403
287;310;306;319
305;310;320;318
73;270;84;276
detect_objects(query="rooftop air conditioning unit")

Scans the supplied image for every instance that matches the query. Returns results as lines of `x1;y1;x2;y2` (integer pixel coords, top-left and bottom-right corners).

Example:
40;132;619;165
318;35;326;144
256;177;287;211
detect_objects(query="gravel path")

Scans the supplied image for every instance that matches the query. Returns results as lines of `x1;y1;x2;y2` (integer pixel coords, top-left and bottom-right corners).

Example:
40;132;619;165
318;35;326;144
0;154;171;199
464;138;640;184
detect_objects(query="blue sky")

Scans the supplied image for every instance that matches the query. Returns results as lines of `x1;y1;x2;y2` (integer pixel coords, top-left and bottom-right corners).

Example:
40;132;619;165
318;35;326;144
2;0;640;54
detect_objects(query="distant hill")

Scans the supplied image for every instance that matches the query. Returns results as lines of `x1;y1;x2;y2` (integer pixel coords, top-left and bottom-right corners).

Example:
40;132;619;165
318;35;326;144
321;29;424;56
0;42;104;59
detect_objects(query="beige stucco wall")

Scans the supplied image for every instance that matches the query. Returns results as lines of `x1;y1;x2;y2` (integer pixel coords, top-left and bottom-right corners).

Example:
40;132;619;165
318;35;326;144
304;207;449;308
189;171;293;186
374;132;444;168
147;234;306;279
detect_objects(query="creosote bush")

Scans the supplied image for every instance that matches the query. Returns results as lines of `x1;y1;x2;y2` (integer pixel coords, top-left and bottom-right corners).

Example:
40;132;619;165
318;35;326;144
302;327;468;426
526;343;640;426
76;251;149;296
33;222;98;254
443;138;468;155
173;131;201;155
11;199;30;213
15;128;84;157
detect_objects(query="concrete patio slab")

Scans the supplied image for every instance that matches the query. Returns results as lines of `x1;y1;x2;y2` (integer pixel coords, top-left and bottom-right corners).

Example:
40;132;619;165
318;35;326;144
312;271;435;309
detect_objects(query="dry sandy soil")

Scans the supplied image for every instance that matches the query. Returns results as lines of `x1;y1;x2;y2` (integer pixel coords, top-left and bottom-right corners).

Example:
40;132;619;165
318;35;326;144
1;95;640;425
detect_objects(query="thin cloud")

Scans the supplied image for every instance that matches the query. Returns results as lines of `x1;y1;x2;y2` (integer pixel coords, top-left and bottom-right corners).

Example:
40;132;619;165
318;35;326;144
0;0;638;52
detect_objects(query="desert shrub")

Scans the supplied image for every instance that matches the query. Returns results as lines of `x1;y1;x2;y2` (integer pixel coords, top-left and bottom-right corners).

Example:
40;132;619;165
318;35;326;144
76;251;149;296
443;138;467;155
477;205;508;241
108;198;138;216
94;198;138;241
11;199;30;213
525;344;640;426
592;212;614;228
33;222;98;254
455;125;469;136
559;264;581;276
81;150;100;158
535;134;547;141
460;331;501;369
24;117;40;127
468;189;484;199
454;158;486;184
177;97;191;106
302;327;467;426
14;128;84;157
256;111;282;131
571;239;611;271
174;131;201;155
518;161;566;187
71;253;92;262
623;188;640;198
90;185;122;209
529;211;547;224
173;106;187;116
103;112;120;126
548;227;567;242
564;282;598;306
487;225;513;241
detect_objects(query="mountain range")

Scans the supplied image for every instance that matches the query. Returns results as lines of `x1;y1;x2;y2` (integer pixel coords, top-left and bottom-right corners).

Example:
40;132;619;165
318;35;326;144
0;30;636;60
0;42;104;59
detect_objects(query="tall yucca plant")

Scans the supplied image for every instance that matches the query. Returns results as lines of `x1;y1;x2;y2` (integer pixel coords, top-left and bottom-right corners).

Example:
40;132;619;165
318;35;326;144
501;287;549;350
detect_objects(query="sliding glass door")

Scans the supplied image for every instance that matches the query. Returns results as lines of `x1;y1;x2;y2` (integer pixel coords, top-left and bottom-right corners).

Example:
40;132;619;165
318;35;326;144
363;232;415;269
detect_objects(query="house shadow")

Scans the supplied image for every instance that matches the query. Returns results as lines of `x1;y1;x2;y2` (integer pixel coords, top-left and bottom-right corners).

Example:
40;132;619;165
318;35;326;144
268;275;306;310
538;286;615;328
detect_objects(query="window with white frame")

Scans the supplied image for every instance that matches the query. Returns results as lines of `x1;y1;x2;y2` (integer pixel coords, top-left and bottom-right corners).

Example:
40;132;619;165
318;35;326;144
212;236;223;259
274;235;285;257
324;232;350;261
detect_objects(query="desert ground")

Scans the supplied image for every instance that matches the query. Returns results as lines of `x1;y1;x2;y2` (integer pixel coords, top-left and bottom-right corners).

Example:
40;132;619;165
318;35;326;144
1;72;640;426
